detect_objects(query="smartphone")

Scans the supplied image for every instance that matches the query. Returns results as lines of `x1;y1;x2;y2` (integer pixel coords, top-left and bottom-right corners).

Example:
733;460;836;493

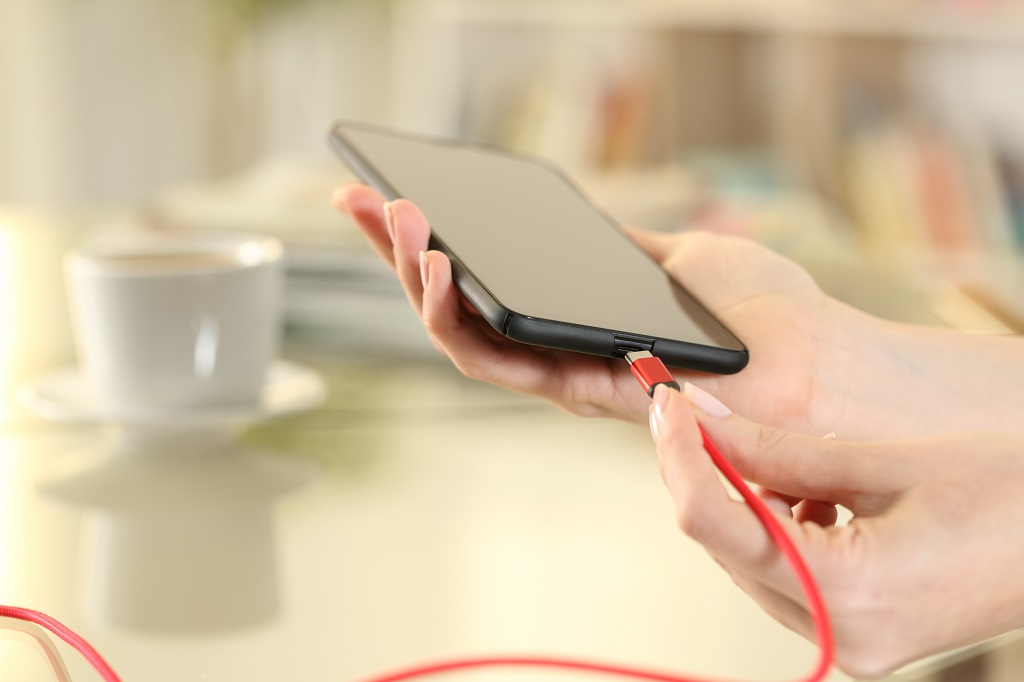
329;121;748;374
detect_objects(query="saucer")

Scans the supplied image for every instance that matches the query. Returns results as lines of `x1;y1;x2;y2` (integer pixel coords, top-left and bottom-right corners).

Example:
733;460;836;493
20;359;327;427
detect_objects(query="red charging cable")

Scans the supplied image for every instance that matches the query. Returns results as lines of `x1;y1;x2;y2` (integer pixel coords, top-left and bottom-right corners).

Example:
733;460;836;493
0;605;122;682
354;352;834;682
2;352;833;682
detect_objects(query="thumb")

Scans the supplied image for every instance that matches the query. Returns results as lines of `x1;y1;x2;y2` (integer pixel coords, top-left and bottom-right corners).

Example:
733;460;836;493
623;226;682;266
681;383;899;512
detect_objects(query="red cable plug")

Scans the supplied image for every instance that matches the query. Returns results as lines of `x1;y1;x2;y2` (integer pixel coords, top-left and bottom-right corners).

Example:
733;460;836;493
625;351;680;397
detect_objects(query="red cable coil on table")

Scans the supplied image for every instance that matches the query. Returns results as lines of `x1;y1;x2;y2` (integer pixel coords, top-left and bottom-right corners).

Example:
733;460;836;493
0;605;122;682
1;354;834;682
355;426;834;682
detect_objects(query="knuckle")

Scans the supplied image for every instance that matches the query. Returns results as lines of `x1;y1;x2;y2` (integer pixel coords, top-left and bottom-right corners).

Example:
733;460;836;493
674;497;708;541
834;641;903;681
744;425;792;476
824;560;909;679
560;401;604;419
429;338;449;359
754;423;791;454
452;357;483;381
561;378;605;419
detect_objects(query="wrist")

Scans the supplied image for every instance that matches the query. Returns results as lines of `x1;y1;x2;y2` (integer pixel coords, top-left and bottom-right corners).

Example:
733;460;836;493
800;298;907;439
815;302;1024;438
881;319;1024;435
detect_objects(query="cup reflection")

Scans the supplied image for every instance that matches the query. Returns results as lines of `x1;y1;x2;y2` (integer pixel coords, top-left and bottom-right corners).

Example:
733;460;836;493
39;427;313;634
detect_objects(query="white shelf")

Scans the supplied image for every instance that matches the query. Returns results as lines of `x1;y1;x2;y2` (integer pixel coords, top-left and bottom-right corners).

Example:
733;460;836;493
420;0;1024;44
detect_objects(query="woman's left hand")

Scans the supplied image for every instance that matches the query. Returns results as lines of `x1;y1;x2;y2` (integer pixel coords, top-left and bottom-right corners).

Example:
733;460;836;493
652;383;1024;680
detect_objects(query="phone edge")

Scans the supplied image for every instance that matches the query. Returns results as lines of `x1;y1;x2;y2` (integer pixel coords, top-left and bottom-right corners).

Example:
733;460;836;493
328;120;749;375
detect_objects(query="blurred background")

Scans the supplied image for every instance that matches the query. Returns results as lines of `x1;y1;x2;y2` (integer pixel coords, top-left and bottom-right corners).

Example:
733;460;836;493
6;0;1024;372
4;2;1024;679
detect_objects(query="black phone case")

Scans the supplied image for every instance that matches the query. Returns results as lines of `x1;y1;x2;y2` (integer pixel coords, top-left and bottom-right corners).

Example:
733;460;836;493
329;121;748;374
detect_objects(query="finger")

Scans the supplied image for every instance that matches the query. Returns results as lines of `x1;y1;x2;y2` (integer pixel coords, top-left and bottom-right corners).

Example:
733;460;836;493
655;384;869;604
622;227;683;265
332;183;395;268
664;231;821;318
388;199;432;316
653;386;799;588
756;486;796;519
416;251;451;358
682;383;901;513
420;251;636;418
419;250;568;397
795;500;840;527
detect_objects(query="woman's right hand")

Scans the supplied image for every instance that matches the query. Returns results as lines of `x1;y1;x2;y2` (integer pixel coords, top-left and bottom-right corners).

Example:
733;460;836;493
652;381;1024;679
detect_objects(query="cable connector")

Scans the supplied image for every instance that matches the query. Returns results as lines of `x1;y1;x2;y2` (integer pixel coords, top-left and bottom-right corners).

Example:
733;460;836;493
624;351;680;398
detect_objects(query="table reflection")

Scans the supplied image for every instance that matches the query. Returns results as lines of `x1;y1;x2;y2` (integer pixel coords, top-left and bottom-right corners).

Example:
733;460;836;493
38;428;314;634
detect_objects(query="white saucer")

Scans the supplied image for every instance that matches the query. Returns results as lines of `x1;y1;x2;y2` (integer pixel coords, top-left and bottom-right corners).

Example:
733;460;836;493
20;359;327;427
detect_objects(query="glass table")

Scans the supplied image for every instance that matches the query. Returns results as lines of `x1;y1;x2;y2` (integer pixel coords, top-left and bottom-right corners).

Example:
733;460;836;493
0;211;1019;682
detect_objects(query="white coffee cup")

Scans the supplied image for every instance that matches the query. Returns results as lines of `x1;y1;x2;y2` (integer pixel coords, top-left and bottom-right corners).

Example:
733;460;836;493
64;232;284;412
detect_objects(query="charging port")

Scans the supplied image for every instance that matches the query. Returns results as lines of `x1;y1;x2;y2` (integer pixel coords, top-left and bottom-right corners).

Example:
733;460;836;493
613;334;654;357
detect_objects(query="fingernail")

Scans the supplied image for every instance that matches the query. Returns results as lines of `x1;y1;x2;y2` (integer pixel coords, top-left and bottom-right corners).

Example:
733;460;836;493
765;497;794;518
649;384;671;442
383;201;396;242
652;383;670;414
331;186;349;214
419;251;430;290
682;382;732;418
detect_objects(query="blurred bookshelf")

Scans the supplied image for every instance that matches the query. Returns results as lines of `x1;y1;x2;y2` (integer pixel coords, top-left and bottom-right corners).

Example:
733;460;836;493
416;0;1024;42
151;156;437;356
392;0;1024;332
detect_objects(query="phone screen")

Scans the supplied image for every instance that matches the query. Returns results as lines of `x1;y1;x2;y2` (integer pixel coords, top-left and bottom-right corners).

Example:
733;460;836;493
332;123;745;356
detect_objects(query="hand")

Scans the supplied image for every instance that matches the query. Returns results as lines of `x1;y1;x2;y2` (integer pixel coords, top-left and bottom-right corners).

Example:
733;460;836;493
333;183;872;433
652;382;1024;679
333;183;1024;439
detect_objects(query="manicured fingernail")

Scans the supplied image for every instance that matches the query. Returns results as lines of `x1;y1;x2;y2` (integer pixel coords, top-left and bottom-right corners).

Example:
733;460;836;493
649;384;671;441
419;251;430;290
383;201;396;242
682;382;732;418
652;383;670;414
647;403;663;440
